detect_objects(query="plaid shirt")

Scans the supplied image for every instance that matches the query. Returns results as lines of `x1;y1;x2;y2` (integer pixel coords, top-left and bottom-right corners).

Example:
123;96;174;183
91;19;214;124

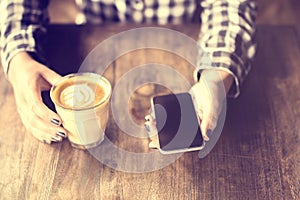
0;0;257;97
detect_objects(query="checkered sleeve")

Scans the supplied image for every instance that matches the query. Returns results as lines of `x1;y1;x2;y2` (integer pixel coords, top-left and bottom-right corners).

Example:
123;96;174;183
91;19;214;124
196;0;258;98
0;0;49;75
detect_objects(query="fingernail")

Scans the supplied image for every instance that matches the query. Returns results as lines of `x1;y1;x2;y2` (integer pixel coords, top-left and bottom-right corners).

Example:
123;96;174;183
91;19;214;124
149;141;159;149
207;130;212;138
144;123;150;132
203;135;210;141
43;139;51;144
145;115;150;121
51;118;60;126
56;131;67;138
52;136;62;142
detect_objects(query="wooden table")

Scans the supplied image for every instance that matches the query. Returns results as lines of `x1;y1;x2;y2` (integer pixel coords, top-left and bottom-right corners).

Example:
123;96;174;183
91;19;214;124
0;24;300;199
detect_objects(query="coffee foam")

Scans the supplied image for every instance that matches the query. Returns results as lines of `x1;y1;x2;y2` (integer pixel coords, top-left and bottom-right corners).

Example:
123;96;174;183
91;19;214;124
60;83;95;109
52;76;107;110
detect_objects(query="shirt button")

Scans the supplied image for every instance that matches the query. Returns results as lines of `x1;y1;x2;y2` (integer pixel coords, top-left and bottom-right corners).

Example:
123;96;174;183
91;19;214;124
131;0;144;11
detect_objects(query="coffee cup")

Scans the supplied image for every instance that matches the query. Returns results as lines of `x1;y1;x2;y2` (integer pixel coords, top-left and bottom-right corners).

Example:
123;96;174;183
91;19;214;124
50;72;112;149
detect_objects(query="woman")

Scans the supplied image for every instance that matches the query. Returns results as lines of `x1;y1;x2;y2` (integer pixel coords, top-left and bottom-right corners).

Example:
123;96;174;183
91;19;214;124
0;0;257;144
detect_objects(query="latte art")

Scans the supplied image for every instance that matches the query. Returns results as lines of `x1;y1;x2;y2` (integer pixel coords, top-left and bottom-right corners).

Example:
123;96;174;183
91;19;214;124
52;74;107;110
60;84;95;108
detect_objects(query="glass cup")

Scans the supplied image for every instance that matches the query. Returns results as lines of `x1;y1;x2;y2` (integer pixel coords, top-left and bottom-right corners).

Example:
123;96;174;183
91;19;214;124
50;72;112;149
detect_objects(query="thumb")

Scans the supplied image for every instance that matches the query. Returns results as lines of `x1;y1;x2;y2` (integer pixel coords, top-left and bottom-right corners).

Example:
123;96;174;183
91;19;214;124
41;67;62;86
200;116;210;141
200;113;218;141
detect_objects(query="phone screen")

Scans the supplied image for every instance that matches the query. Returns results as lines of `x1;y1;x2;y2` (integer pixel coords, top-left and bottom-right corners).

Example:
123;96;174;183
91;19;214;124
152;93;204;153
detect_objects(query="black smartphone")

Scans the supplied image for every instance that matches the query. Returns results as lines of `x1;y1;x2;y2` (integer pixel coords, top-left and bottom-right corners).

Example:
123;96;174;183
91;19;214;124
150;92;204;154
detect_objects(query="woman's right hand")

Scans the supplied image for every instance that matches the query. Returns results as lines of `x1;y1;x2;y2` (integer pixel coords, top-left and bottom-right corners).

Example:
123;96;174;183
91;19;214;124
190;69;233;141
8;52;67;144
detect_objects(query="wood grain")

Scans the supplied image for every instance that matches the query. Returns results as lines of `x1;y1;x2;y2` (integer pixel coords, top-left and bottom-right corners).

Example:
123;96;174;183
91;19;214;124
0;24;299;200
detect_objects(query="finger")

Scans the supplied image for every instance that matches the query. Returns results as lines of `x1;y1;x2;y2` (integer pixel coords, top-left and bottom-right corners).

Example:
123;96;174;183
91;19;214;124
189;83;202;109
30;125;65;144
19;99;67;142
23;81;68;143
197;109;204;121
41;68;62;86
149;137;159;149
37;100;63;127
29;118;67;143
200;113;218;141
26;86;63;127
31;115;67;139
200;116;210;141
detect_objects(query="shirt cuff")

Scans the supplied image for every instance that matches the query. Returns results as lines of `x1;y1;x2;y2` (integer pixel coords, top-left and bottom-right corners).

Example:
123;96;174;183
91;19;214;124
193;66;241;98
1;30;37;76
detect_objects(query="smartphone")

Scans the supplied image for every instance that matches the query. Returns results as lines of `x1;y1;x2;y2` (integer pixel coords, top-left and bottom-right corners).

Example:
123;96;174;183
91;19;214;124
150;92;205;154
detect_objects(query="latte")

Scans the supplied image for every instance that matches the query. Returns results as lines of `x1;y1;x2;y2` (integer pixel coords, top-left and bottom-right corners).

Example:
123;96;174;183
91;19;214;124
50;73;112;149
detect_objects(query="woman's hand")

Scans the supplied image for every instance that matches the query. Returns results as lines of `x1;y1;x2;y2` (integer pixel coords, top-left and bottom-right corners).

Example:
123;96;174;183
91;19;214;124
190;69;233;141
8;52;67;144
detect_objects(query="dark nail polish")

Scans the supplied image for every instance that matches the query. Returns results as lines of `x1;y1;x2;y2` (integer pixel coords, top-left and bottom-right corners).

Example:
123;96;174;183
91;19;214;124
56;131;67;138
43;139;51;144
51;118;60;126
144;123;150;132
52;136;61;142
207;130;212;138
